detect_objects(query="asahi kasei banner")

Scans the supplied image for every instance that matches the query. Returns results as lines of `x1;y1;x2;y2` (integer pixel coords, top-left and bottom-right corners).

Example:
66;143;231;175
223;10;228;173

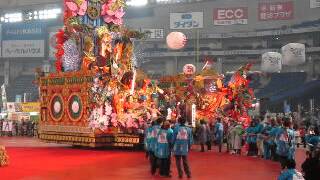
213;7;248;25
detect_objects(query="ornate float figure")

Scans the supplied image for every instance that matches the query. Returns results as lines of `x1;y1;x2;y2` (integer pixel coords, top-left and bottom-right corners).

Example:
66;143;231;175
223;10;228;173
82;36;96;71
0;145;9;167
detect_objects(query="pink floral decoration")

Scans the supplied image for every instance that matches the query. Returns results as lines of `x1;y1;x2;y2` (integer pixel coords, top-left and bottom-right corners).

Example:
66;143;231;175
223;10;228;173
66;0;88;17
101;2;125;25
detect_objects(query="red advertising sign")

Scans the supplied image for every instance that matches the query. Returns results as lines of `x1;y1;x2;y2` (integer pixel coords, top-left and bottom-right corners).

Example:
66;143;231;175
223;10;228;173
258;1;294;21
213;7;248;25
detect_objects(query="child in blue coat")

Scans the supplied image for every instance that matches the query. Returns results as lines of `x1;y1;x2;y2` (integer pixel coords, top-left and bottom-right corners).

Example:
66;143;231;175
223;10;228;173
173;117;193;178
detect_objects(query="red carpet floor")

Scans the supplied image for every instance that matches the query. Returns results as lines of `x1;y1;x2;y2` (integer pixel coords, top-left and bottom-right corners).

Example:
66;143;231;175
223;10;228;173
0;137;305;180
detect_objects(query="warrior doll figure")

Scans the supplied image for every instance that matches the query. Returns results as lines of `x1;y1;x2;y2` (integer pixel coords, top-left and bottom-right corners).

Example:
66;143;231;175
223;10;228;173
97;26;112;68
82;36;96;70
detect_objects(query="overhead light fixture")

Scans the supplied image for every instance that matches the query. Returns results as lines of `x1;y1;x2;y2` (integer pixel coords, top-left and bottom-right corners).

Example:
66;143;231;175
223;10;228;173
127;0;148;6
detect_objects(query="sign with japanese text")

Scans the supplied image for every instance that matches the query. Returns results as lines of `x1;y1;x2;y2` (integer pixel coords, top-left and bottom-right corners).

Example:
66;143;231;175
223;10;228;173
141;28;164;39
310;0;320;8
21;102;40;113
258;1;294;21
170;12;203;29
213;7;248;25
2;22;45;40
2;40;45;58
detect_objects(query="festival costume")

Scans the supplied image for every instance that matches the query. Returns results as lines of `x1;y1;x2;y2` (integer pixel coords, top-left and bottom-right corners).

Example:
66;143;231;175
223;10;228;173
278;169;304;180
246;126;257;156
214;122;224;152
173;124;193;178
276;128;296;169
255;123;265;157
149;124;161;174
155;128;173;177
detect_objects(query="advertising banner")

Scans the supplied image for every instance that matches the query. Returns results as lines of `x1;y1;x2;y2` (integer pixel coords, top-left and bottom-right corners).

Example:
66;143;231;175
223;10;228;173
141;28;164;39
2;40;45;57
2;22;45;40
170;12;203;29
7;102;22;113
0;24;2;57
213;7;248;25
21;102;40;113
310;0;320;8
258;1;294;21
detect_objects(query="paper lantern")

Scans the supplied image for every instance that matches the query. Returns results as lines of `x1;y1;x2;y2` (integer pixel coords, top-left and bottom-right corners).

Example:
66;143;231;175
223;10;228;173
166;32;187;50
281;43;305;66
261;52;282;72
183;64;196;75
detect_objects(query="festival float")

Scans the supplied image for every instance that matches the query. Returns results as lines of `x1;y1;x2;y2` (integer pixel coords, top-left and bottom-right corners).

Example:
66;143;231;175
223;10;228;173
159;61;254;126
38;0;154;148
38;0;255;148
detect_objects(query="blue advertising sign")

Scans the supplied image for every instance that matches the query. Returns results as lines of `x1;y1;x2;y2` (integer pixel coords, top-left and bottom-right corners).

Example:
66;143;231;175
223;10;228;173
170;12;203;29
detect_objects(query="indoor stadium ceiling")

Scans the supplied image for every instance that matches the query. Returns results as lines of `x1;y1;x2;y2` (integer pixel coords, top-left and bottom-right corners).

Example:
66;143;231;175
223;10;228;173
0;0;60;9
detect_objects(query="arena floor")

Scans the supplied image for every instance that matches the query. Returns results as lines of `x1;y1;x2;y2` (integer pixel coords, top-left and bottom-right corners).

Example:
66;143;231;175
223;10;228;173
0;137;305;180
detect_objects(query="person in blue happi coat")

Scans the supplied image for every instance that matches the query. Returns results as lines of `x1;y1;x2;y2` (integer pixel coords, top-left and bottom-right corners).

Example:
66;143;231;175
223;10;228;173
155;120;173;177
305;127;320;151
278;159;304;180
246;121;258;156
262;119;272;160
173;117;193;178
214;118;224;152
276;118;296;169
144;121;155;173
255;118;265;158
149;118;163;175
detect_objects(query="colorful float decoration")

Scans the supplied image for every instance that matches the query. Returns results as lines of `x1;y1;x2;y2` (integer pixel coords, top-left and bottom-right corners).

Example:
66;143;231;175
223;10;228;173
38;0;152;148
159;59;254;127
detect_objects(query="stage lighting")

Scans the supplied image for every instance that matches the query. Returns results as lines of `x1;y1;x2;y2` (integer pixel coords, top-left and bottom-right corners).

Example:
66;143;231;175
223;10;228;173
127;0;148;6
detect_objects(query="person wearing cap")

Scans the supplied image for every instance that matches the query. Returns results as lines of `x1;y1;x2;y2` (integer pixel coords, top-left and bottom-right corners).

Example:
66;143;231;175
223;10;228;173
173;117;193;178
155;120;173;177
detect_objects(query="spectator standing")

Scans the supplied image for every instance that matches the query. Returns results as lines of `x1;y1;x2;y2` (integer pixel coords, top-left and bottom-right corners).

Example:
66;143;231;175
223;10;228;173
301;151;320;180
198;120;209;152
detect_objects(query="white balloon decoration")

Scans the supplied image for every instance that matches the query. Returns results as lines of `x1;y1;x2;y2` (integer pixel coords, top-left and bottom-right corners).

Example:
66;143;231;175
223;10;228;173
166;32;187;50
261;52;282;73
281;43;306;66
